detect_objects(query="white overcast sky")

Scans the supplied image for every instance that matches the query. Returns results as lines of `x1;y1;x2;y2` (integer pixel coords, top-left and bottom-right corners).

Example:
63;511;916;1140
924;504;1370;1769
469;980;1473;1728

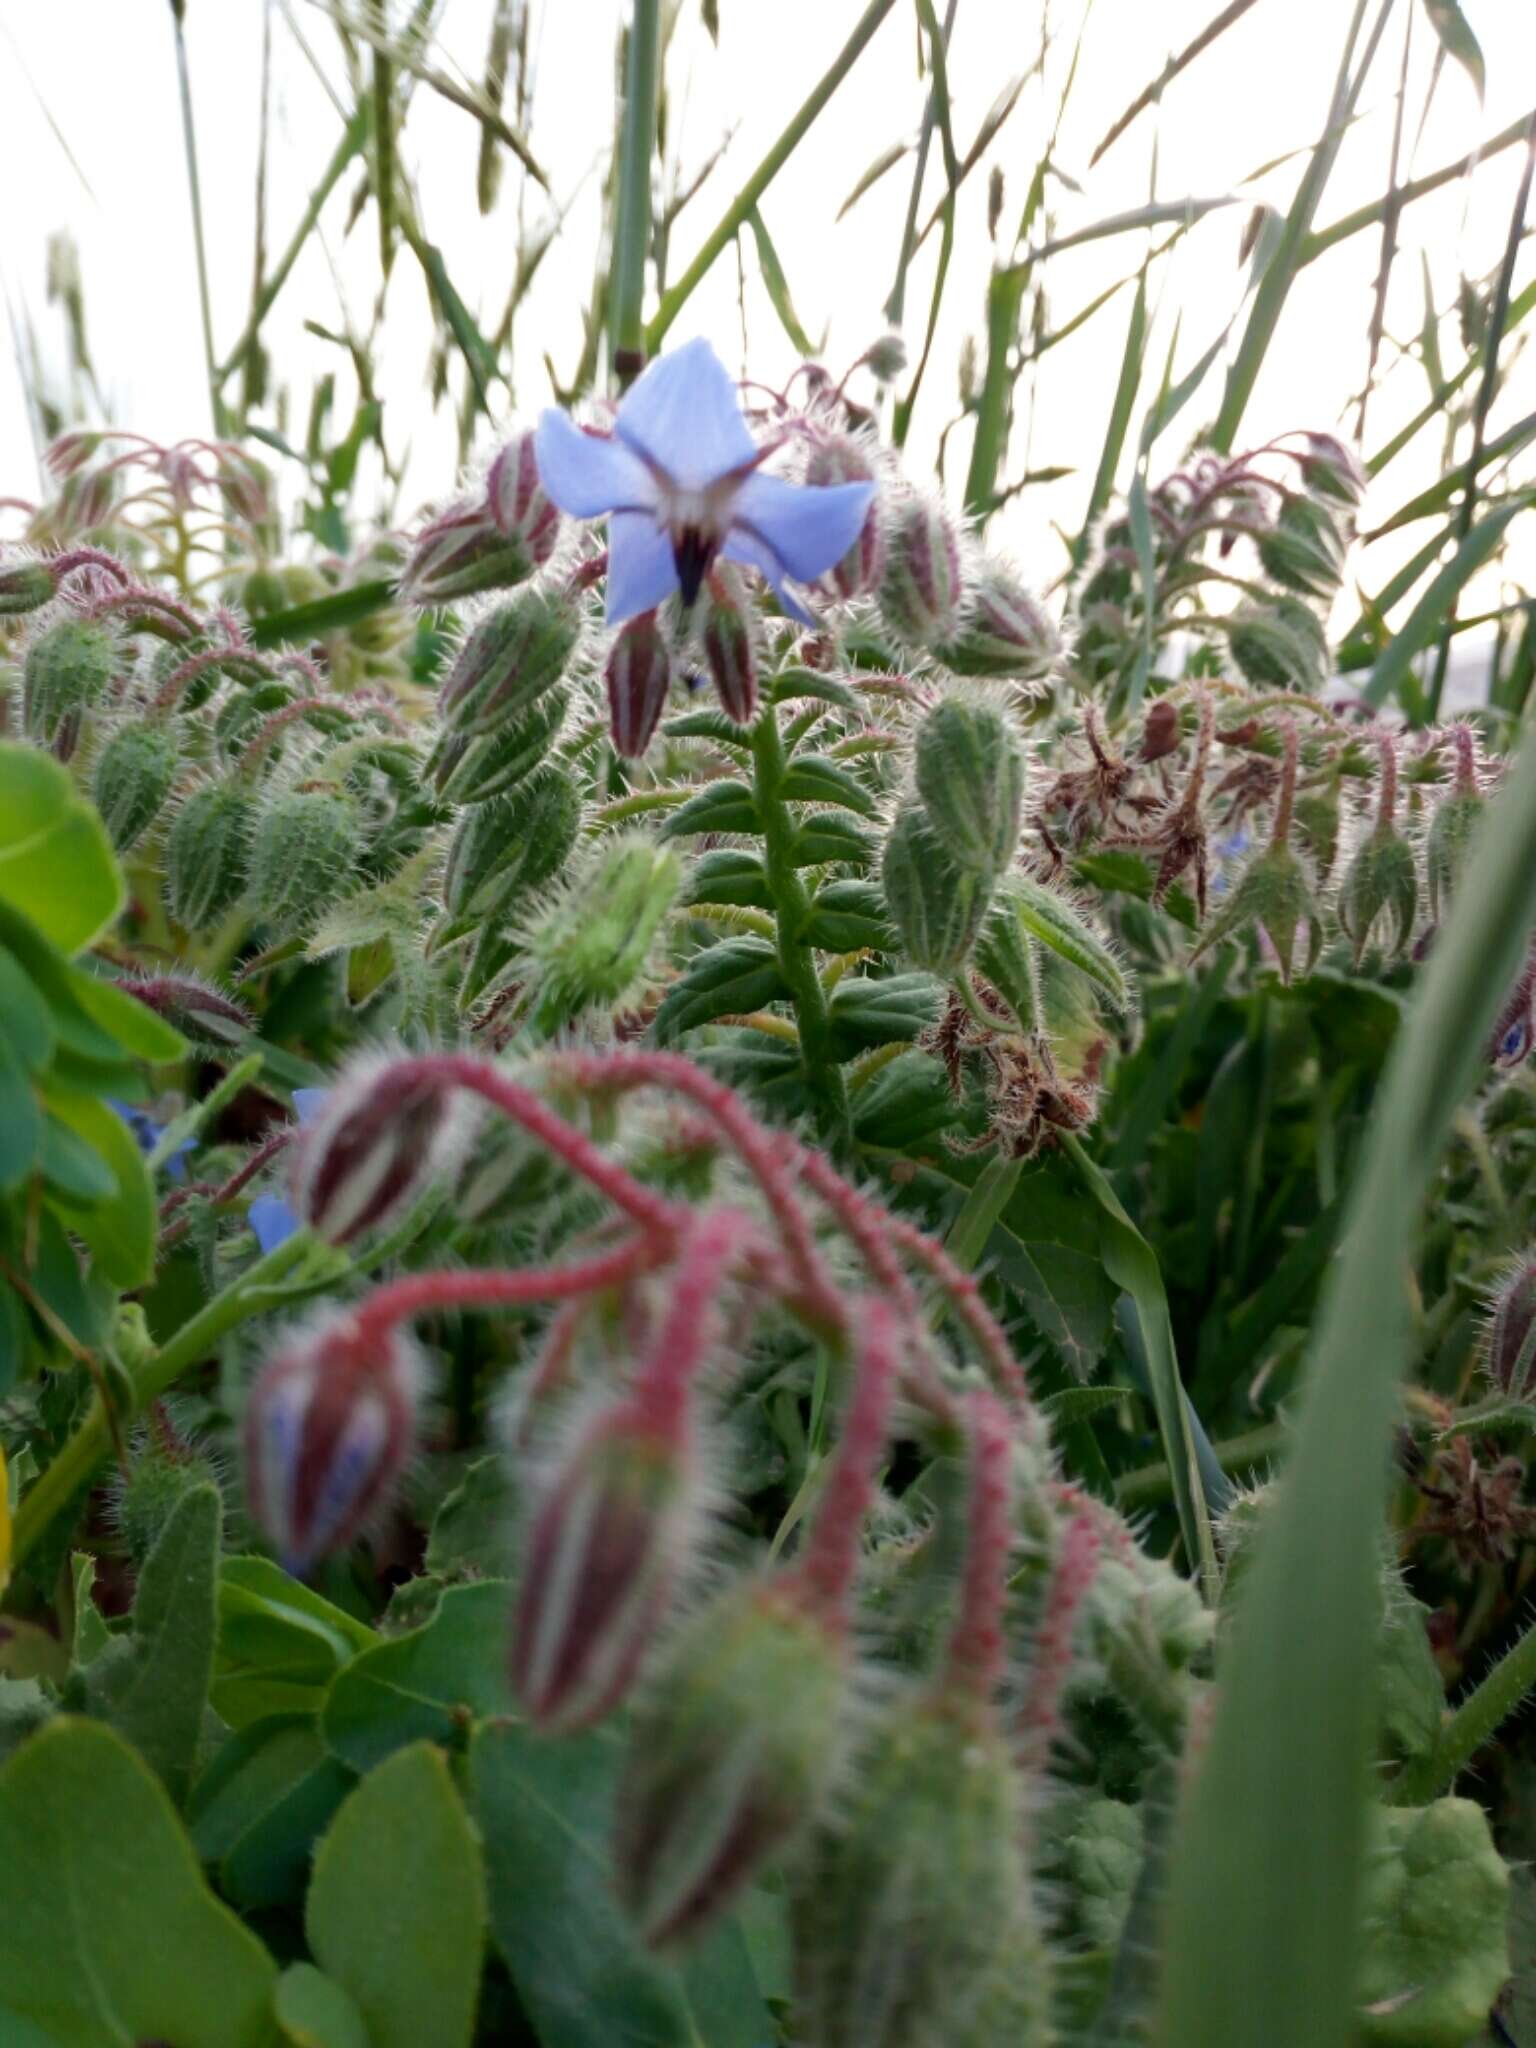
1;0;1533;634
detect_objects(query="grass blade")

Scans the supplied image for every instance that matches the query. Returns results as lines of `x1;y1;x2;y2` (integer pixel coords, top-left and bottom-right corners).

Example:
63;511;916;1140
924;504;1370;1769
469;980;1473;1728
1419;0;1484;102
1076;268;1146;560
1089;0;1266;166
1305;103;1536;262
1156;710;1536;2048
747;206;818;358
1363;495;1532;710
610;0;662;382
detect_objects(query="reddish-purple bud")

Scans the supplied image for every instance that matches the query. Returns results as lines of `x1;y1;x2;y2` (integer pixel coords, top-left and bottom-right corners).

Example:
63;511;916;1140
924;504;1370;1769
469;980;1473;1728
699;567;758;725
605;609;673;757
116;973;251;1046
510;1399;699;1731
487;430;561;565
1488;1259;1536;1401
45;430;105;479
806;438;885;599
244;1311;422;1576
938;562;1062;681
401;489;545;608
879;497;965;648
293;1061;468;1244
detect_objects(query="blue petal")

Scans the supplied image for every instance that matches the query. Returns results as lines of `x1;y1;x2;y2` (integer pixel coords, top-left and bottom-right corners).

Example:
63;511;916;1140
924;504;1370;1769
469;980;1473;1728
719;527;816;625
292;1088;332;1126
534;410;657;518
249;1192;300;1254
613;338;756;491
730;473;876;583
606;511;679;625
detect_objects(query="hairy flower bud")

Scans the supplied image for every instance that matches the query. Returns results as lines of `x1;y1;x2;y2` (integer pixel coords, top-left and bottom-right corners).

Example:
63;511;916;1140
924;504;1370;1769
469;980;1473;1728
439;588;580;735
1427;744;1484;923
293;1061;465;1244
806;438;885;599
111;1408;222;1569
1195;844;1319;985
937;564;1061;681
882;808;990;972
23;615;118;752
1297;431;1367;509
865;334;907;384
165;785;256;931
605;610;673;757
431;683;570;804
1293;788;1342;883
1225;596;1327;693
699;566;758;725
1487;1259;1536;1401
527;836;681;1031
442;765;581;931
915;698;1025;874
616;1576;848;1947
401;494;543;606
244;1310;422;1576
486;429;561;563
92;719;180;851
510;1401;699;1730
878;498;964;647
0;557;56;616
1338;825;1417;965
1257;493;1346;600
117;972;250;1045
793;1696;1031;2048
246;790;359;937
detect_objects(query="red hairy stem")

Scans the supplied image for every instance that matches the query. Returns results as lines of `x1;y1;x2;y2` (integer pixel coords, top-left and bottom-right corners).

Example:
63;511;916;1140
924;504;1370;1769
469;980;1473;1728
792;1298;901;1621
1016;1509;1102;1776
1448;721;1478;796
1373;727;1399;830
88;585;202;635
943;1391;1017;1702
239;694;375;769
352;1236;667;1350
629;1209;758;1433
1268;715;1299;849
153;639;261;710
372;1053;685;1240
515;1297;595;1446
159;1129;296;1248
50;545;132;587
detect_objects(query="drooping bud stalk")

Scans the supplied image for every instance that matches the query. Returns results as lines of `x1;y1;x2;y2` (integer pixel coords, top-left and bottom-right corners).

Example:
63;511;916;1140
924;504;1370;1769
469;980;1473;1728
246;789;360;938
791;1301;902;1619
244;1308;423;1576
524;835;681;1034
1487;1258;1536;1401
914;697;1025;875
438;587;580;735
485;429;562;563
92;719;181;851
878;497;965;648
881;808;991;972
151;636;261;712
698;565;758;724
605;609;673;757
165;785;257;932
805;437;884;599
937;562;1062;681
943;1391;1016;1704
292;1060;470;1245
1015;1509;1101;1776
510;1209;750;1729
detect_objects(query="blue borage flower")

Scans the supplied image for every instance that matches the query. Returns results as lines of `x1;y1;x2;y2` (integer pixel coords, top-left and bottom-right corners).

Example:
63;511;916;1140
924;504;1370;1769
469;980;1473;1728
109;1100;192;1183
534;338;876;628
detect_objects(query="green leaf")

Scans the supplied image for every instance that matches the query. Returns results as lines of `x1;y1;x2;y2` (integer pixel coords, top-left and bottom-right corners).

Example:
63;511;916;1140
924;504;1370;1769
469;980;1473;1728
1357;1800;1507;2044
275;1963;370;2048
248;578;398;649
470;1717;772;2048
307;1741;486;2048
687;849;774;913
191;1714;356;1912
0;1717;276;2046
747;204;818;357
778;753;878;817
652;937;792;1042
322;1579;514;1773
802;877;894;953
0;742;123;953
81;1482;220;1803
1364;497;1531;708
658;779;762;839
0;1033;42;1193
65;967;187;1064
1420;0;1484;101
850;1049;960;1148
0;946;56;1072
1043;1385;1134;1428
995;874;1130;1008
791;812;877;868
1079;268;1145;552
827;972;945;1057
41;1087;157;1288
215;1556;377;1728
425;1454;522;1583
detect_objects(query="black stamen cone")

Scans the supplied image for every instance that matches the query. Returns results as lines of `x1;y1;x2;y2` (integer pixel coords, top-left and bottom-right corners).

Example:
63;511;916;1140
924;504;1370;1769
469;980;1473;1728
673;528;714;610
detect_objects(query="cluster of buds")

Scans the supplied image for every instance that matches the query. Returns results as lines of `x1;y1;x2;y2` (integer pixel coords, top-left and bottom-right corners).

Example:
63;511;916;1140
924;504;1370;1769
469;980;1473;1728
22;430;273;555
235;1048;1152;2036
399;427;561;605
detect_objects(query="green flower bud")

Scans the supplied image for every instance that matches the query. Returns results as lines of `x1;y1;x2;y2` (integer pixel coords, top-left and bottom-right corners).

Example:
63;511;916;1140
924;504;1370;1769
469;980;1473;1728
0;559;56;616
165;785;256;931
1293;788;1342;883
793;1698;1033;2048
23;616;118;750
430;682;570;804
1225;595;1327;692
1257;493;1346;601
440;587;580;736
246;789;359;937
615;1577;848;1947
1297;431;1366;509
936;564;1062;680
1195;844;1320;985
882;808;990;973
915;698;1025;874
110;1409;222;1570
527;835;681;1031
92;720;180;851
1426;791;1483;923
1338;825;1417;965
442;765;581;928
879;499;965;648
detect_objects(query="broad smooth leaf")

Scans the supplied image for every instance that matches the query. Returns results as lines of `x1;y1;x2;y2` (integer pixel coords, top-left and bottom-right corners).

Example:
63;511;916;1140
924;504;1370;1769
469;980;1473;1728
275;1963;370;2048
215;1555;378;1728
0;742;123;953
0;1717;276;2047
307;1741;486;2048
322;1578;514;1772
470;1717;773;2048
41;1086;157;1288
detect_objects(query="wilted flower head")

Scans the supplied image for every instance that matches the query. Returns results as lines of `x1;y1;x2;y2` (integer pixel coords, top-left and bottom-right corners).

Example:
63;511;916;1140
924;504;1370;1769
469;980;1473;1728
534;337;875;626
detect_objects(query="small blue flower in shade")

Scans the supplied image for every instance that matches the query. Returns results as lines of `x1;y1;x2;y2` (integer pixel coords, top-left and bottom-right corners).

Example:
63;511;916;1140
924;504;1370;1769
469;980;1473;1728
247;1088;332;1252
534;338;876;627
1209;826;1251;899
108;1100;192;1182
